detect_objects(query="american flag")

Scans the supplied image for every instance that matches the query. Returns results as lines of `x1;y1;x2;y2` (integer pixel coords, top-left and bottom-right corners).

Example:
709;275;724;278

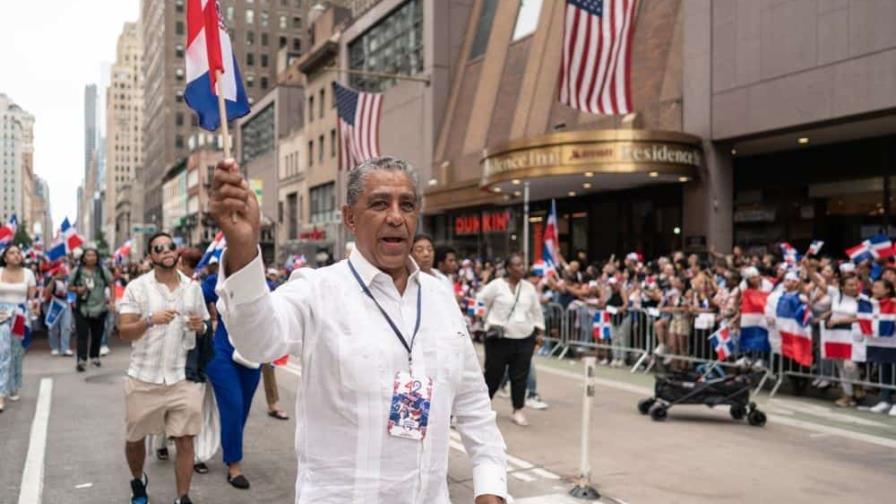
559;0;639;115
333;81;382;170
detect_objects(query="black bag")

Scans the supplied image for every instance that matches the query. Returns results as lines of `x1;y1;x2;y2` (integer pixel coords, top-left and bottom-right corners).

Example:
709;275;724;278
484;280;521;340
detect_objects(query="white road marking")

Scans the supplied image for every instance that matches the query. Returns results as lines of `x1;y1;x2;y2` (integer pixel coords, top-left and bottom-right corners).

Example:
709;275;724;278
530;468;562;480
767;399;890;427
18;378;53;504
74;483;93;489
535;362;896;449
510;471;536;482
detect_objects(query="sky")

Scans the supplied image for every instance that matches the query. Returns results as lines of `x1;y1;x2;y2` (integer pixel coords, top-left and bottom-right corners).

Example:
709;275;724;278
0;0;140;232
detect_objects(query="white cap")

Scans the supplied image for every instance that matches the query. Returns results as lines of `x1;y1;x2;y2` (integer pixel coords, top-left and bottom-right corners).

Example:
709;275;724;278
784;271;800;282
839;262;856;274
742;266;760;279
625;252;639;262
266;268;279;276
208;256;219;265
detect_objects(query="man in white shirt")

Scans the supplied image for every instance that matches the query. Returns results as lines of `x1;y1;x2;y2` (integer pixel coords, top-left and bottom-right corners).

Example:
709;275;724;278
209;156;507;504
433;245;459;295
117;232;211;504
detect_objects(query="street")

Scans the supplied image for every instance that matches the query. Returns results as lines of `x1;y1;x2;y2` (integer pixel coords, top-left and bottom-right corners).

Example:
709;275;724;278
2;341;896;504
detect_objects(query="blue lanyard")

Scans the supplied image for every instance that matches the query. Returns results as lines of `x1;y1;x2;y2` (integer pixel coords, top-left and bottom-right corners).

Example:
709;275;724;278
347;261;422;367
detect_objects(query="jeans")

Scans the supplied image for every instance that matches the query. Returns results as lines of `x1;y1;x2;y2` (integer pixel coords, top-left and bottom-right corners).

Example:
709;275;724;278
0;302;20;396
47;303;73;354
73;310;105;362
611;315;632;362
484;335;536;410
836;359;860;396
499;364;538;398
880;364;894;403
101;311;113;348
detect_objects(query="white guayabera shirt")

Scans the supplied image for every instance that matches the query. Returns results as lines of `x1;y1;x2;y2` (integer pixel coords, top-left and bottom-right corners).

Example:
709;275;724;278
216;248;508;504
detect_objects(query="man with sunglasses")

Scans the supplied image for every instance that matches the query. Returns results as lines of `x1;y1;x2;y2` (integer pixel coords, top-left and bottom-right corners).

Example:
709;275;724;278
117;232;211;504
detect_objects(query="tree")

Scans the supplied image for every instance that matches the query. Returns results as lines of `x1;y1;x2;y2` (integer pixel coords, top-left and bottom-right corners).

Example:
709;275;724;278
13;219;31;248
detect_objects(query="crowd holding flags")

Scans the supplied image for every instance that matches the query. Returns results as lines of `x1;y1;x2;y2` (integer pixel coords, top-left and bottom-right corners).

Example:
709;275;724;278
0;214;18;246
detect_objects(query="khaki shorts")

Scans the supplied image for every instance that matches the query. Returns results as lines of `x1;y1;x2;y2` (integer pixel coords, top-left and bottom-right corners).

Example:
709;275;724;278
124;377;204;442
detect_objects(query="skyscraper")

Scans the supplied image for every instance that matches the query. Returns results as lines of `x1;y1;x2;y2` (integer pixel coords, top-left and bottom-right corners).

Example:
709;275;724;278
105;22;144;249
0;93;34;225
140;0;308;230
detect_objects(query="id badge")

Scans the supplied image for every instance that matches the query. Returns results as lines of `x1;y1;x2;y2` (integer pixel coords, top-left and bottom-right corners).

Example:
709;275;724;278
387;371;433;441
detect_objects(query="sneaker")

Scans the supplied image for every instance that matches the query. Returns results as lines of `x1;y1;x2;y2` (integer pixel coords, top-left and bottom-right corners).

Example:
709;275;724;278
92;359;102;368
653;344;666;356
815;380;832;389
130;473;148;504
497;386;510;399
9;394;20;402
870;401;892;414
50;349;60;356
598;358;610;366
810;378;821;387
511;410;529;426
174;495;192;504
100;345;110;356
76;361;86;373
64;350;74;356
835;396;856;408
889;405;896;417
525;395;549;410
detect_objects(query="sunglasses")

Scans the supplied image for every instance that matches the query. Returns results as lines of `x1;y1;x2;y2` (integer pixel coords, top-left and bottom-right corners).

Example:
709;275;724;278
152;242;177;254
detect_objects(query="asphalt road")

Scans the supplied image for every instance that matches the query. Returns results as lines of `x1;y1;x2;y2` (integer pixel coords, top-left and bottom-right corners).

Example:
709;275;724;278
2;340;896;503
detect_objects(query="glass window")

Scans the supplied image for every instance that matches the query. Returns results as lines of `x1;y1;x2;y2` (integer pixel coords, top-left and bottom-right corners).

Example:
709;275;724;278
318;134;324;163
279;15;287;29
261;54;268;67
175;43;184;58
292;38;301;51
246;74;255;87
260;76;268;89
292;16;301;29
469;0;498;60
279;36;287;48
233;107;269;167
246;31;255;45
512;0;543;41
287;192;298;238
226;6;234;21
308;140;313;167
319;88;324;118
175;0;184;13
247;53;255;66
310;183;336;224
175;68;184;81
309;96;314;121
175;113;183;127
348;0;424;92
261;32;269;46
330;129;336;158
175;20;185;36
260;11;269;28
246;9;254;24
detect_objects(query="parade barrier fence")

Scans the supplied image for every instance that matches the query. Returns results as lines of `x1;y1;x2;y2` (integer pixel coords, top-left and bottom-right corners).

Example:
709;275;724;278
539;304;896;399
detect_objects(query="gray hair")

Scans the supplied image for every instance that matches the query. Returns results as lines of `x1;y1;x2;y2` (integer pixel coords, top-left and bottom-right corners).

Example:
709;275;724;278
346;156;419;207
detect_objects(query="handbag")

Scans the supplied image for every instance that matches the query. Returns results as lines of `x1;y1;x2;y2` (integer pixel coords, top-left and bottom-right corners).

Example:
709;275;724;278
485;280;522;340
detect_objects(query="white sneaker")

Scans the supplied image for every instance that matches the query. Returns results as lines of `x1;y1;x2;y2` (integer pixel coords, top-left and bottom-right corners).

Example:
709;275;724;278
653;344;666;356
511;410;529;426
9;394;20;402
598;358;610;366
100;345;110;356
64;350;74;356
870;401;892;414
50;350;60;356
525;396;549;410
810;378;821;387
497;386;510;399
815;380;831;389
889;405;896;417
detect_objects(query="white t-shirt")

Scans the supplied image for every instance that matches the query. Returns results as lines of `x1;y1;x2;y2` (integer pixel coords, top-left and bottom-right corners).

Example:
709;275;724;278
0;267;36;305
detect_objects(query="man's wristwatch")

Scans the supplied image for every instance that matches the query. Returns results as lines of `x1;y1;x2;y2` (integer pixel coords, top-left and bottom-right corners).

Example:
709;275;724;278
145;312;154;328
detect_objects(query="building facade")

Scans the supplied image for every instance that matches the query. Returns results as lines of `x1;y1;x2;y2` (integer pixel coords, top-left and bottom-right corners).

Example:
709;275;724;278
105;22;145;249
276;125;308;261
0;93;34;226
140;0;308;232
31;176;52;243
235;84;304;264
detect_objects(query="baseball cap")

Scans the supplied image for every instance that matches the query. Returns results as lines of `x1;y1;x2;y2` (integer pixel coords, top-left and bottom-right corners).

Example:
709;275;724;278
742;266;760;279
208;256;219;265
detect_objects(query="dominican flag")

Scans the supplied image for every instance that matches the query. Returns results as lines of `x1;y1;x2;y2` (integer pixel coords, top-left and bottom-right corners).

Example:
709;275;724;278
333;81;382;171
708;325;734;360
592;310;612;341
543;200;561;271
44;297;67;329
739;288;770;352
0;214;17;246
821;321;864;361
465;298;486;318
846;234;896;263
184;0;250;131
61;218;83;252
857;295;896;363
197;231;226;269
11;304;31;347
558;0;638;115
780;242;799;265
773;292;813;367
806;240;824;256
114;239;133;264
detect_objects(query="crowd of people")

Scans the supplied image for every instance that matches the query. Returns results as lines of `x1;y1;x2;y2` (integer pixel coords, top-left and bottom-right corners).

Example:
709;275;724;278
4;218;896;501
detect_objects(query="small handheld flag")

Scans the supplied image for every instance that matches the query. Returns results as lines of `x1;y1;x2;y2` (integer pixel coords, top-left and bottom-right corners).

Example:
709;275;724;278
806;240;824;256
197;231;227;269
0;214;17;246
708;325;734;360
592;311;612;341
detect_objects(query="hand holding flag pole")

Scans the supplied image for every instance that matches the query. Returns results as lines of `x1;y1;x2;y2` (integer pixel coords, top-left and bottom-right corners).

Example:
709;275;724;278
214;69;238;224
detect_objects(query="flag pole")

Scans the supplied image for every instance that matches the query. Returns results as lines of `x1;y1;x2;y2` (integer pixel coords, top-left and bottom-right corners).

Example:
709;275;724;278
216;70;239;224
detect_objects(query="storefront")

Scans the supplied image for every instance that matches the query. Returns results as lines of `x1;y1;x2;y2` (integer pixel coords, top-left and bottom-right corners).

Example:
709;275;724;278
424;129;703;262
733;135;896;255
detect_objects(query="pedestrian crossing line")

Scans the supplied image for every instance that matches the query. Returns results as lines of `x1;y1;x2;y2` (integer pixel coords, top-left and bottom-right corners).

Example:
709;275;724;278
449;430;562;481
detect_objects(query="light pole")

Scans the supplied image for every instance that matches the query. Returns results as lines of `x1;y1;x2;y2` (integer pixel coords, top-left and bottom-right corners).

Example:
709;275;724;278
523;181;530;266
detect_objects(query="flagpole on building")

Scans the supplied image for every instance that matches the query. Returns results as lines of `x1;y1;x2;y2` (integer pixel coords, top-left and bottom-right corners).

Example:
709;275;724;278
523;181;530;266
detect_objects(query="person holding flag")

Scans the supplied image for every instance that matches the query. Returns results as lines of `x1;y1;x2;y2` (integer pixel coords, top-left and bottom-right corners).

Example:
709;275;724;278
861;279;896;415
44;262;74;357
0;244;37;413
